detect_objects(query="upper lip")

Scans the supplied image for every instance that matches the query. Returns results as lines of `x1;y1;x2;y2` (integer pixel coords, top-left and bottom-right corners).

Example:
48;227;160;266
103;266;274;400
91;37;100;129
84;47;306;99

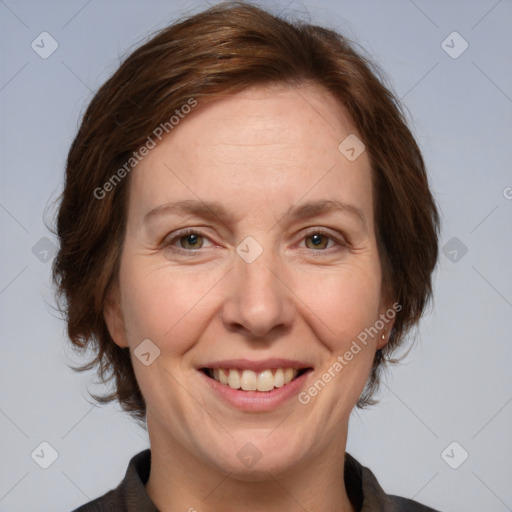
200;358;313;372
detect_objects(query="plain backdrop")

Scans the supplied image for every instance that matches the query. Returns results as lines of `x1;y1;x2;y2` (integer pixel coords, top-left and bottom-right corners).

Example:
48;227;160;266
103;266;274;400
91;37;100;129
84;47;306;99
1;1;511;511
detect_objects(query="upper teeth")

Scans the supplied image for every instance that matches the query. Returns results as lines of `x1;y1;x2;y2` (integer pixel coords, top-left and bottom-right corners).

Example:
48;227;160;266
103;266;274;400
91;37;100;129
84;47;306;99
211;368;299;392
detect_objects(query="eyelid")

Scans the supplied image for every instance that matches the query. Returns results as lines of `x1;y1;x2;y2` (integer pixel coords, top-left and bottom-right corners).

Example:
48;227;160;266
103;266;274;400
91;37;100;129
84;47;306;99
161;226;349;255
298;227;349;249
162;227;216;253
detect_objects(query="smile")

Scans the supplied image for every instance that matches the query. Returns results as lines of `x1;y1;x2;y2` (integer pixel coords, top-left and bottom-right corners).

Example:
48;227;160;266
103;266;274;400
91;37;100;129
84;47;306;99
202;367;310;392
198;358;314;411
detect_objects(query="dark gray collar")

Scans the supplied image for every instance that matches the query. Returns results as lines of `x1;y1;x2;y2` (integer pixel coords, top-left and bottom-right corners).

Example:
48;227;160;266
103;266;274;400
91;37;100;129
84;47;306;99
74;449;440;511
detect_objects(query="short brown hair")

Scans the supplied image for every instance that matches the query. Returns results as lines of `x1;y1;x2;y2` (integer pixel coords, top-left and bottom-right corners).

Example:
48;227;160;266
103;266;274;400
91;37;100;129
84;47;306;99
53;1;439;422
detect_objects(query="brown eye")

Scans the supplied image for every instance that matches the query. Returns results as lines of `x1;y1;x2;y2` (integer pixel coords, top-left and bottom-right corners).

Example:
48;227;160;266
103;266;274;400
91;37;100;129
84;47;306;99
305;233;330;250
179;233;204;250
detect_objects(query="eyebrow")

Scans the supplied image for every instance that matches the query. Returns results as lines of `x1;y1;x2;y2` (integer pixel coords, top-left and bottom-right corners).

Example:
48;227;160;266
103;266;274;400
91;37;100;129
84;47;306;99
283;200;366;230
143;199;236;225
143;198;366;230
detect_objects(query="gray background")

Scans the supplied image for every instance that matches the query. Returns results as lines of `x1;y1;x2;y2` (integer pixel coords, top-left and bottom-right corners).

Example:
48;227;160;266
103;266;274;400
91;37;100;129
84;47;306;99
1;0;511;511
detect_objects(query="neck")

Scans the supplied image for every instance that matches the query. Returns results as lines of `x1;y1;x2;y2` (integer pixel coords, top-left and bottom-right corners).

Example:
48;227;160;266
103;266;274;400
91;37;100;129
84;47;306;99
145;421;356;512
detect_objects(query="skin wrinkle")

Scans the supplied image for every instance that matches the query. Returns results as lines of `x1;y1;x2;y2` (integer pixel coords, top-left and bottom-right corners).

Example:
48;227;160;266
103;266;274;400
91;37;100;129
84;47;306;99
103;83;394;512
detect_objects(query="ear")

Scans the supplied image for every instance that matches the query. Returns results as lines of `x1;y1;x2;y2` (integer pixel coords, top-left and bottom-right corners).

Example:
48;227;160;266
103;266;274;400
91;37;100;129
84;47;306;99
103;283;129;348
376;299;399;350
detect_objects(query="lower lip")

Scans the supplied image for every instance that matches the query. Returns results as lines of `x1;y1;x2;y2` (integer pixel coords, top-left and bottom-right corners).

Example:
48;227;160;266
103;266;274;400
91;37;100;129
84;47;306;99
199;370;312;412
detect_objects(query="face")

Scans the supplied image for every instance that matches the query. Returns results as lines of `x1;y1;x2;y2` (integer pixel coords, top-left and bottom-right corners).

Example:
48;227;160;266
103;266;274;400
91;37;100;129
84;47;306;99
105;83;393;477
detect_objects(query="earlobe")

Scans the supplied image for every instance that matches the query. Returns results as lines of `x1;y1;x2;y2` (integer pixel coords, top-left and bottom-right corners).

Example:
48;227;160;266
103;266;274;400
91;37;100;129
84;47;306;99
376;299;397;350
378;331;388;350
103;286;129;348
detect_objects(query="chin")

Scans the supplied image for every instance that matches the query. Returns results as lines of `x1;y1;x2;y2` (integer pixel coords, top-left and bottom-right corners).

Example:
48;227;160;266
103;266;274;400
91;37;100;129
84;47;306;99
200;430;312;480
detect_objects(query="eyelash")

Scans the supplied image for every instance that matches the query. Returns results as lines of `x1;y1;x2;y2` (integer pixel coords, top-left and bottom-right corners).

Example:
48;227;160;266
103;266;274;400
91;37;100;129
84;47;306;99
162;228;348;256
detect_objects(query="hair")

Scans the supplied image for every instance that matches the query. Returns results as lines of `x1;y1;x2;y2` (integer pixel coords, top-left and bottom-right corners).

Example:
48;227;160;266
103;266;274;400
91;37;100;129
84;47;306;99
53;1;439;423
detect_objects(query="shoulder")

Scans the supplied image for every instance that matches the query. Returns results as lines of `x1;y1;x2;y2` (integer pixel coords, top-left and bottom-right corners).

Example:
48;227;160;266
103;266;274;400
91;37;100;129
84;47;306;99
387;495;441;511
72;489;120;511
70;450;156;512
345;453;442;512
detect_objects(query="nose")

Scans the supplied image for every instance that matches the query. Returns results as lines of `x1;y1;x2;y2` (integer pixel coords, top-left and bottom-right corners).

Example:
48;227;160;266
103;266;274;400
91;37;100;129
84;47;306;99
219;247;295;339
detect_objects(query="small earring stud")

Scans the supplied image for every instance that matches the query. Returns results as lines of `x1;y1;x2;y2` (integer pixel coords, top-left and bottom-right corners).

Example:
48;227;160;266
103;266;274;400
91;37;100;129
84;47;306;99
381;333;386;340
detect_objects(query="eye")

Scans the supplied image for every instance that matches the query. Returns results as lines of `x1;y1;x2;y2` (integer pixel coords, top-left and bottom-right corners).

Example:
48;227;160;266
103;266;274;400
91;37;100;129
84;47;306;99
178;232;205;250
301;230;346;251
305;232;330;250
163;229;214;253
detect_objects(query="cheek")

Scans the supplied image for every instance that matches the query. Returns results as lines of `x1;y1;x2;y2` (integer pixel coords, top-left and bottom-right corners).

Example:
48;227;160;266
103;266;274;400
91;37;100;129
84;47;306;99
296;261;383;349
118;259;221;355
299;266;383;408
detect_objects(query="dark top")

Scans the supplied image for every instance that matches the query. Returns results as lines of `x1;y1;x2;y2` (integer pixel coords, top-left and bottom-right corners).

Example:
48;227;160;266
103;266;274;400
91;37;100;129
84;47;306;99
73;450;440;511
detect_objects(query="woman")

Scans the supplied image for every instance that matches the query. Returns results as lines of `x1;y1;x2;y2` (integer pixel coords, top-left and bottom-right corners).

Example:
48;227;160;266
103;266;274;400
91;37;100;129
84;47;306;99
54;2;440;510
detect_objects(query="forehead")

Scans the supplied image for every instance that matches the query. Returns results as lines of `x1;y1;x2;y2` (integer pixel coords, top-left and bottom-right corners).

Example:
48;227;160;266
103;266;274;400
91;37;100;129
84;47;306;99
127;83;373;227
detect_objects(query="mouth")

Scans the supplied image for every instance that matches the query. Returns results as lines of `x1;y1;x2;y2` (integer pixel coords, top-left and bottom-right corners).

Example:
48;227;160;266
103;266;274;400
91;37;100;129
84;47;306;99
200;367;313;392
